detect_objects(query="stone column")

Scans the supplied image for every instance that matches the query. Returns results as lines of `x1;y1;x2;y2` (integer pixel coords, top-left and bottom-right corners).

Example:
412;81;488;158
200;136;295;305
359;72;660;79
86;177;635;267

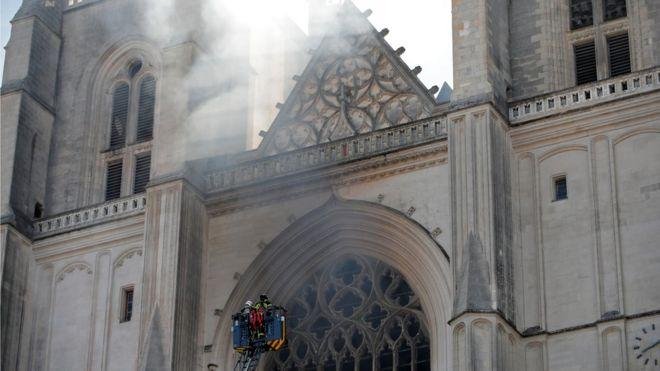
150;42;196;179
452;0;511;112
450;0;517;365
450;106;514;317
590;136;623;318
137;180;206;370
89;251;112;370
448;105;516;370
516;153;544;333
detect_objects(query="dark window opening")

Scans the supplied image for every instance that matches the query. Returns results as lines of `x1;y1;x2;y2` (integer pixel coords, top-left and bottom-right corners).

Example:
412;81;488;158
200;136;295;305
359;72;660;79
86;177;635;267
133;153;151;194
603;0;626;21
265;256;430;371
554;176;568;201
33;202;43;219
110;83;129;149
574;41;597;85
121;287;134;323
136;75;156;143
128;60;143;78
608;33;631;77
105;161;123;201
570;0;593;30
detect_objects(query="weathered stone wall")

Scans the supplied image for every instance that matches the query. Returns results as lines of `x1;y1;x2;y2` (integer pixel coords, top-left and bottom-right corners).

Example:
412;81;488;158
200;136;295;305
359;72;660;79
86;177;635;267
452;0;511;110
509;0;547;100
510;90;660;370
0;226;34;371
0;214;146;371
1;14;59;226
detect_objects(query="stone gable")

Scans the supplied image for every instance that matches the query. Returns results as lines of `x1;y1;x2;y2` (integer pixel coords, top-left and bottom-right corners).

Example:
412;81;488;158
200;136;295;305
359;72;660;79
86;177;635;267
258;4;436;156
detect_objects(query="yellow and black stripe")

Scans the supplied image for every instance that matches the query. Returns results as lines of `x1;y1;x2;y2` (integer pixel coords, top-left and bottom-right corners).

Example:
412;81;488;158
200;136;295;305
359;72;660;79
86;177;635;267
267;319;287;351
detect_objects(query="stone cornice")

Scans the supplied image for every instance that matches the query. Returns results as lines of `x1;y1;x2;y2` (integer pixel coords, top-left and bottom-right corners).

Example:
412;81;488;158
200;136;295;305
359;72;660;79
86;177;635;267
205;140;447;216
32;213;145;262
33;194;146;239
28;120;447;237
509;67;660;125
509;91;660;151
204;115;448;194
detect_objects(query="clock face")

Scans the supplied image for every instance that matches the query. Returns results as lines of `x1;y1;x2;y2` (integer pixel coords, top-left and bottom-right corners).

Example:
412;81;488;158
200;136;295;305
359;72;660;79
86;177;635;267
633;323;659;367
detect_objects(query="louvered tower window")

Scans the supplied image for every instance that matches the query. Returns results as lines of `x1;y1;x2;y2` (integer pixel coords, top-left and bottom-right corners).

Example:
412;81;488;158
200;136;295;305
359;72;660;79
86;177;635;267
136;75;156;143
110;83;129;149
103;60;157;202
570;0;593;30
608;33;631;77
603;0;626;21
105;161;123;201
574;41;597;85
133;153;151;194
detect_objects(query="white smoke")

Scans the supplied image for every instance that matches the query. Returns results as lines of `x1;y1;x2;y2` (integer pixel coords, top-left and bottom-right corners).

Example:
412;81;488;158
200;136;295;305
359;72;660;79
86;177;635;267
132;0;451;164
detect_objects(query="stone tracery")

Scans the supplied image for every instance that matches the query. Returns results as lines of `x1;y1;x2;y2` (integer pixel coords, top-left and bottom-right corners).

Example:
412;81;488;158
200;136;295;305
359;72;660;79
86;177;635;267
265;255;431;371
265;33;432;155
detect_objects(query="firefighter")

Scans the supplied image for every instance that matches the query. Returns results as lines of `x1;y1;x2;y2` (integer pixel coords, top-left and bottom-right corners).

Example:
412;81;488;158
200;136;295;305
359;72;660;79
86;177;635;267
249;295;272;339
242;300;253;315
259;294;272;308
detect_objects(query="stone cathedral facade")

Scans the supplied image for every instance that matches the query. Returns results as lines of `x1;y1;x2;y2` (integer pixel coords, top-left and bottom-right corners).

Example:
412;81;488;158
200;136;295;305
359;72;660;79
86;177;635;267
1;0;659;370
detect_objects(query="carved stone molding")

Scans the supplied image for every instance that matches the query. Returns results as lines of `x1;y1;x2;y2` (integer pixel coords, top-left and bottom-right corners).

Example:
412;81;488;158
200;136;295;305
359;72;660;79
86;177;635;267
34;194;147;238
114;247;144;268
55;262;93;283
205;116;447;194
205;141;447;217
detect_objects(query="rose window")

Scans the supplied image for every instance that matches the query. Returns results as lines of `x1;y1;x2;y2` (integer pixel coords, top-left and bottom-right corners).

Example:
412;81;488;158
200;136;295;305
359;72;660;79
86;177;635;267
265;255;431;371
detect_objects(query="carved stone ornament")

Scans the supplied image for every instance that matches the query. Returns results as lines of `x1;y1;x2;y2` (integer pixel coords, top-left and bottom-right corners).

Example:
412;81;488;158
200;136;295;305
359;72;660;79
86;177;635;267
265;255;431;370
262;28;433;156
56;263;93;283
114;248;144;268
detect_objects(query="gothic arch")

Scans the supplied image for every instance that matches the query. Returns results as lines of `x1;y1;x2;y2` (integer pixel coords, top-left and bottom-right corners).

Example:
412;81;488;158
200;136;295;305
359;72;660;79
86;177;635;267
612;126;660;145
76;36;162;206
537;144;588;163
54;261;93;283
209;195;452;370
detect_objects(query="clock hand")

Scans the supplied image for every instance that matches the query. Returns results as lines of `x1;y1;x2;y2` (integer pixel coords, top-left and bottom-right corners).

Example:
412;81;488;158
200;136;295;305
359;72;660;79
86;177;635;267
641;339;660;354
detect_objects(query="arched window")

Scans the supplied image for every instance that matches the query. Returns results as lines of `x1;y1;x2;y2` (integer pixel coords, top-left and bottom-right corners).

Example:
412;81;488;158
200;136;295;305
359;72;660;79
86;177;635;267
103;59;156;201
109;82;130;149
266;255;431;371
136;75;156;143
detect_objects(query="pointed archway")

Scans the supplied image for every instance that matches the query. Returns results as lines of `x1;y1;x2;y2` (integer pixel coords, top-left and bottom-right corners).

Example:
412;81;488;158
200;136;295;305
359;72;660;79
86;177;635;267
209;196;452;370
